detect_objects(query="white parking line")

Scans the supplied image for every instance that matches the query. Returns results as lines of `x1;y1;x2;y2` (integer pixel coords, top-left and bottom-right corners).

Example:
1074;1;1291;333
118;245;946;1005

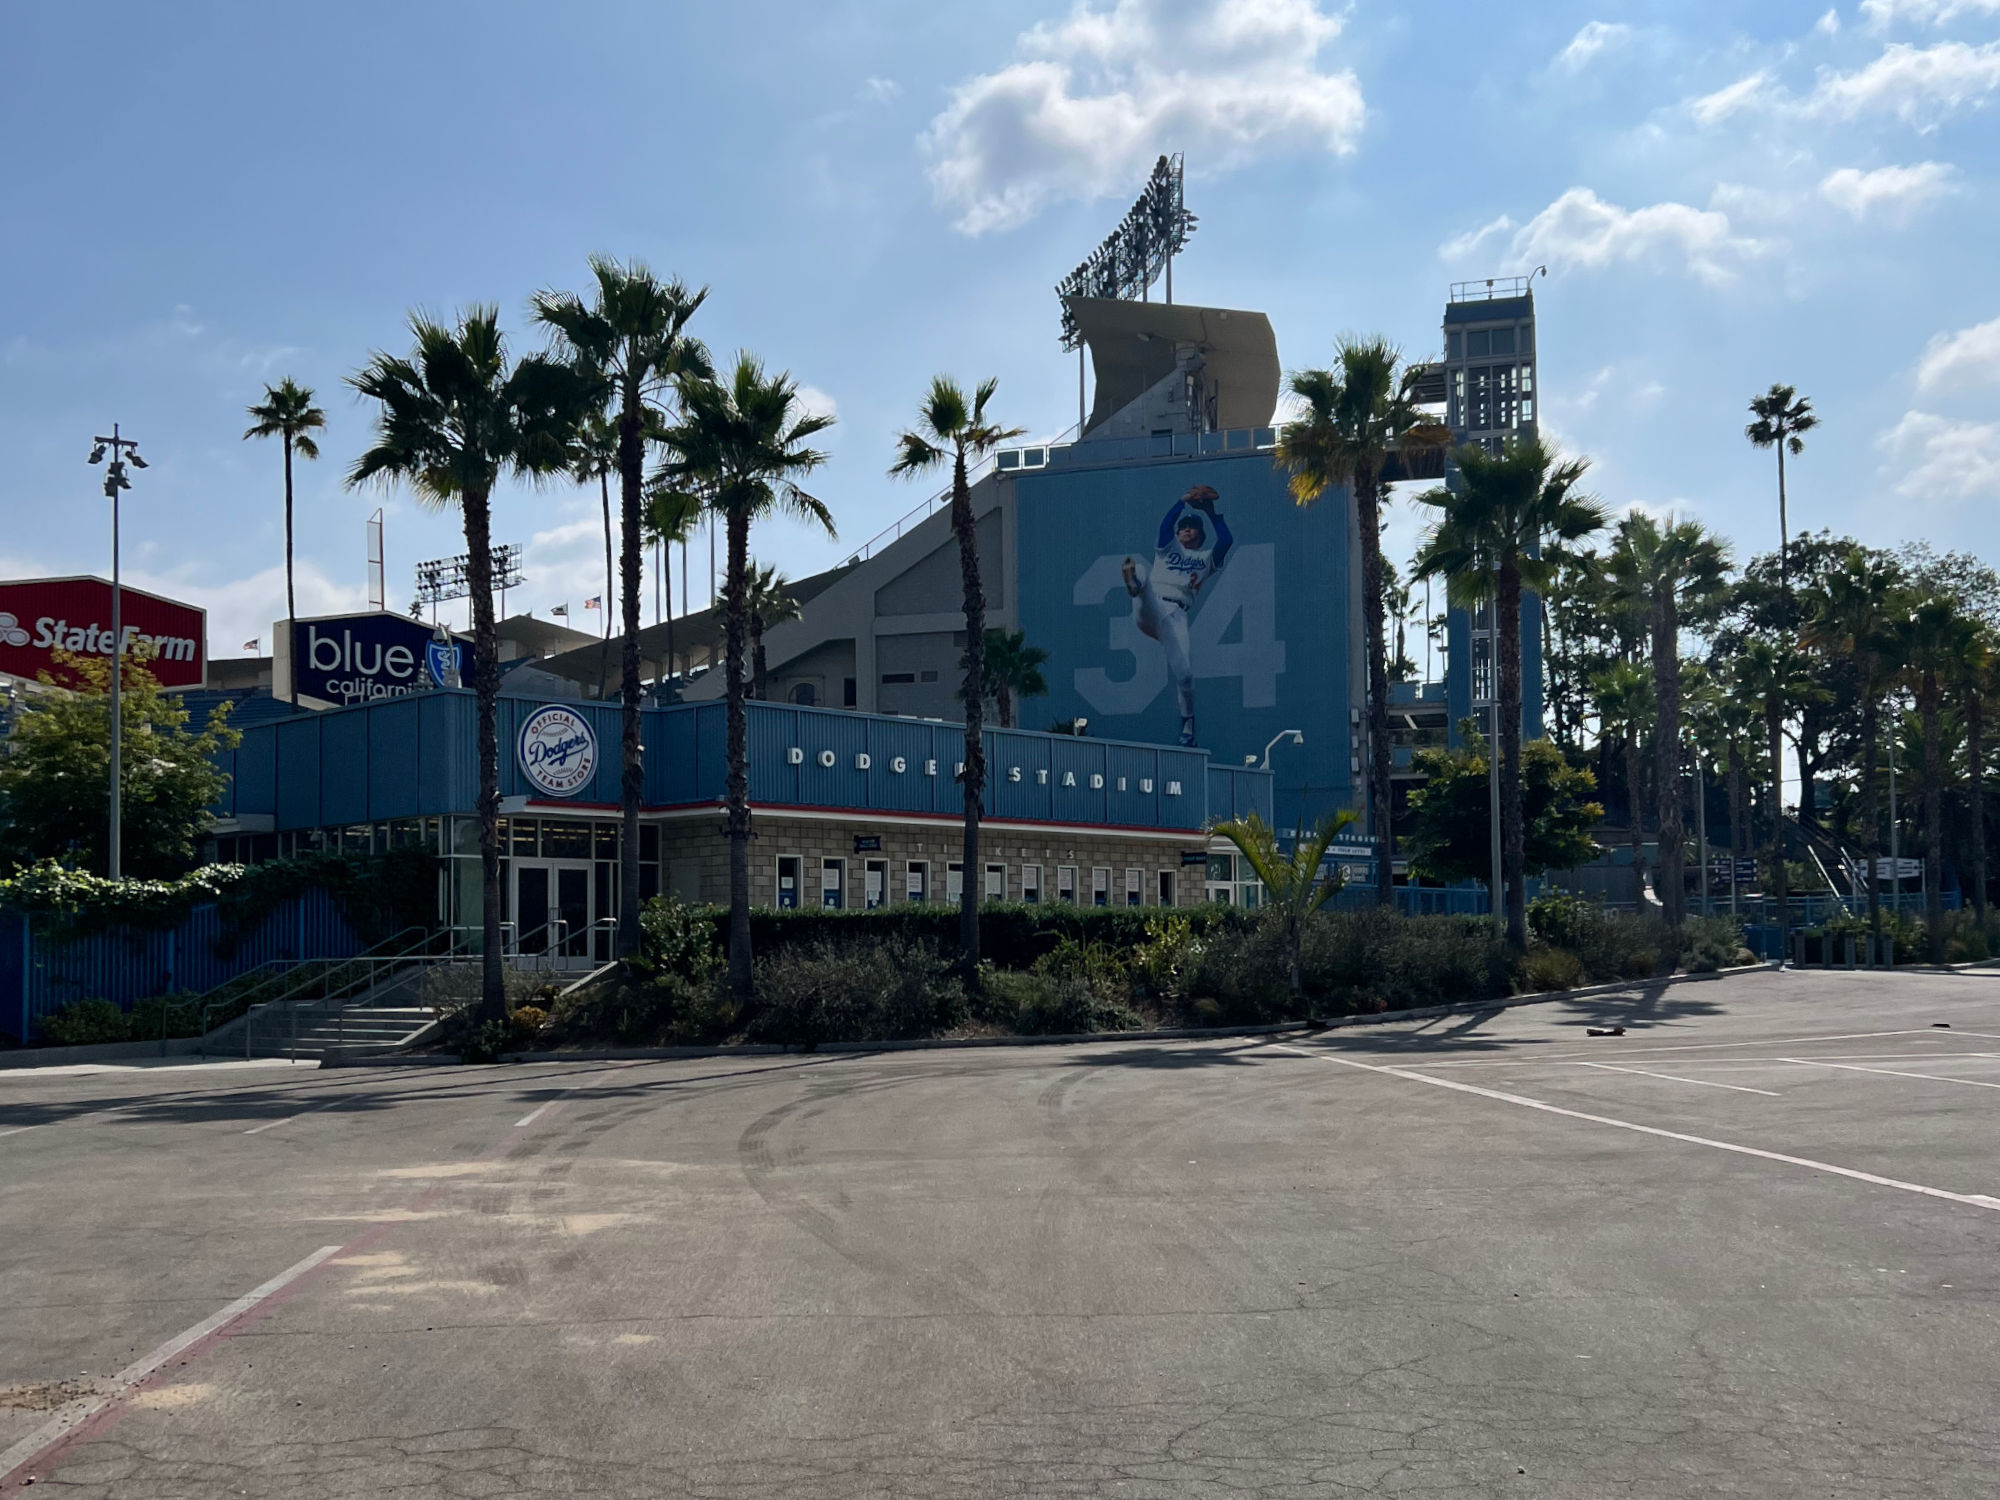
514;1098;563;1128
1780;1057;2000;1091
243;1098;342;1135
1267;1045;2000;1215
1571;1061;1781;1096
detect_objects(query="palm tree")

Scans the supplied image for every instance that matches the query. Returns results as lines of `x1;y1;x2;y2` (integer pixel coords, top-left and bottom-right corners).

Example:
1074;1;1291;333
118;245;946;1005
1745;384;1818;596
1956;629;1996;929
890;377;1024;977
1891;595;1979;961
534;258;710;960
1215;808;1361;998
1593;660;1655;910
1278;339;1451;905
644;485;703;694
742;562;799;701
981;628;1050;729
656;354;835;996
1802;547;1907;941
1413;436;1605;950
347;308;591;1019
243;378;326;705
572;412;618;641
1688;679;1760;906
1734;640;1819;965
1602;514;1732;927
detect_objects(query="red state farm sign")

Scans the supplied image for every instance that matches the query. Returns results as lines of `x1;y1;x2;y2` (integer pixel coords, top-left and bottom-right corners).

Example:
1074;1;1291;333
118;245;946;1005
0;577;206;690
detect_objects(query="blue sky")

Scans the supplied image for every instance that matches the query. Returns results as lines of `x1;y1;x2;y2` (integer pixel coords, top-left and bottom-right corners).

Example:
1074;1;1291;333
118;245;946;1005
3;0;1996;657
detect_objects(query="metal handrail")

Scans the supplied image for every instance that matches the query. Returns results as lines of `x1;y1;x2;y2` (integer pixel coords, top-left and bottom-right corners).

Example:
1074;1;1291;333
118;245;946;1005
236;926;458;1059
197;925;430;1051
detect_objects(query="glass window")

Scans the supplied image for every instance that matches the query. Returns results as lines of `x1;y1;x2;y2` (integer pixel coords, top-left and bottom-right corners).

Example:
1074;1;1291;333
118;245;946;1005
1446;331;1462;360
1125;868;1142;907
821;857;846;909
344;825;372;855
542;821;592;859
1091;867;1111;908
390;818;422;849
639;824;660;862
1021;864;1042;904
1491;326;1516;355
790;683;816;706
946;862;964;901
905;861;929;902
865;859;889;909
594;823;619;859
1207;853;1234;885
1158;870;1176;907
1057;865;1078;904
509;818;538;857
985;863;1007;900
1467;329;1491;358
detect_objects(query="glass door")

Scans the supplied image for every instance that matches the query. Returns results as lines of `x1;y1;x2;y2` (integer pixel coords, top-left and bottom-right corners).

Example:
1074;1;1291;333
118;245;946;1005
512;861;596;969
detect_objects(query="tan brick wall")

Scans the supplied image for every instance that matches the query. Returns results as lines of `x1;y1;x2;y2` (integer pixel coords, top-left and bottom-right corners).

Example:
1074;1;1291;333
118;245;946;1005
654;813;1203;910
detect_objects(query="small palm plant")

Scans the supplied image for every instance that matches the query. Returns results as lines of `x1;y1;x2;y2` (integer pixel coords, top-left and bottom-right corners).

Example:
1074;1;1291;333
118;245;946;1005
644;485;703;693
978;628;1049;729
742;562;800;700
1214;809;1361;998
242;378;326;704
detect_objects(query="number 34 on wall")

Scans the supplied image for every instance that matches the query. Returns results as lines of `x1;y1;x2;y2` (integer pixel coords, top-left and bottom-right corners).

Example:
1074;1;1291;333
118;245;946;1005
1070;542;1287;716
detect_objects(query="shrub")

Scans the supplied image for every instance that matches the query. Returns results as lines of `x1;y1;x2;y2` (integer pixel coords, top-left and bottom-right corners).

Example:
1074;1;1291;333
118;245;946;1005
746;936;965;1047
1011;975;1146;1036
509;1005;549;1041
1678;916;1743;974
37;998;131;1046
1519;945;1584;992
1130;911;1204;999
1526;893;1673;982
1299;909;1514;1014
634;896;724;984
1188;916;1295;1022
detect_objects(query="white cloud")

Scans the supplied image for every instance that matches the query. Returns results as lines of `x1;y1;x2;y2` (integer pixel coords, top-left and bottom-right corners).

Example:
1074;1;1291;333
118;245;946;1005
1819;160;1958;221
1552;21;1632;72
1442;188;1773;287
1880;410;2000;498
1916;313;2000;389
923;0;1364;235
1690;71;1772;125
1816;8;1842;36
1807;40;2000;125
794;384;839;422
1861;0;2000;29
119;560;367;662
861;76;902;103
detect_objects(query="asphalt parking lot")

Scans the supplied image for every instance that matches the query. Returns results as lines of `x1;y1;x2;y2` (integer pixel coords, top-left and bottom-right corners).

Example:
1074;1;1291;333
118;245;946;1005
3;968;1998;1497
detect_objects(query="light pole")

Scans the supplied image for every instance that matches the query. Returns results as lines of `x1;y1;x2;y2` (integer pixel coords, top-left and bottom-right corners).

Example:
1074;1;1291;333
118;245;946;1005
87;425;147;880
1253;729;1303;773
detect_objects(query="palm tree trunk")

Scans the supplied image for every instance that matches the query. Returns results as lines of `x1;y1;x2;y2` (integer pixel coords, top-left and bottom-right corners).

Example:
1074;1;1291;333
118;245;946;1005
664;537;678;702
997;683;1014;730
1861;692;1882;941
461;486;505;1021
600;472;614;642
950;447;986;976
1969;691;1987;929
1769;703;1788;964
283;438;297;706
1496;565;1526;951
1356;465;1394;907
1776;443;1789;599
616;397;644;960
725;507;753;997
1922;679;1944;963
1652;588;1685;928
1626;733;1646;910
752;618;767;702
1728;743;1747;870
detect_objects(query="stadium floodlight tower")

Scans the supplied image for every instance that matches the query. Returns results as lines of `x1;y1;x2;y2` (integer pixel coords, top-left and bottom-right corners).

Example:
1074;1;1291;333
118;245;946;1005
414;543;525;624
1055;153;1198;430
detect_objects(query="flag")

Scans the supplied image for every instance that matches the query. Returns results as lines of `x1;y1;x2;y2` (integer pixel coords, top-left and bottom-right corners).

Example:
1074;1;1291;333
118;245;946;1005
551;604;569;618
243;638;259;652
584;596;601;611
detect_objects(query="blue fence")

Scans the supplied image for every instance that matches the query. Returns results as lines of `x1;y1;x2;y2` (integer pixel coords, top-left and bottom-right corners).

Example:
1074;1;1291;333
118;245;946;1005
1;886;363;1044
1324;885;1492;917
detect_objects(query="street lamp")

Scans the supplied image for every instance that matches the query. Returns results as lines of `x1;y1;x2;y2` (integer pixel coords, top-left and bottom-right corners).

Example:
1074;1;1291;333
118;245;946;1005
1252;729;1303;773
87;424;146;879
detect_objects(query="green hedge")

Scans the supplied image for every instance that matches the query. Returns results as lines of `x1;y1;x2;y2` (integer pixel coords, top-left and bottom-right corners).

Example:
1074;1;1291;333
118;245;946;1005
721;902;1253;971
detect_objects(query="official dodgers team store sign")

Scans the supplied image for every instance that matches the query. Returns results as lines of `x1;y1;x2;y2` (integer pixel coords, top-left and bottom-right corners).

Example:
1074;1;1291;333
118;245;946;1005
518;705;599;797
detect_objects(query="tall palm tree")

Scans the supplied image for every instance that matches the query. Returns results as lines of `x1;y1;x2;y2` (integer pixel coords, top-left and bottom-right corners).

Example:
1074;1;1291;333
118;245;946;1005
1594;660;1655;911
1602;514;1732;927
644;485;703;694
1802;547;1907;940
656;354;835;996
347;309;590;1019
742;562;799;701
1745;384;1818;596
1279;339;1451;905
981;628;1050;729
534;258;710;959
890;376;1024;977
1413;436;1604;950
243;378;326;705
1734;640;1819;965
1892;595;1979;961
572;412;618;641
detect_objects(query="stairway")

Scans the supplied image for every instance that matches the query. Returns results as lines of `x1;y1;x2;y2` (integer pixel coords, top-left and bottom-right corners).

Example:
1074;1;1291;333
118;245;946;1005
243;1000;439;1060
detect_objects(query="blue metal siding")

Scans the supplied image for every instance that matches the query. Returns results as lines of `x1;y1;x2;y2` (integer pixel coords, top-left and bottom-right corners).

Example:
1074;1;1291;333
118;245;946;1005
870;715;943;813
418;693;472;813
989;730;1052;822
319;710;370;826
236;727;277;820
275;717;322;830
367;699;423;817
1105;745;1158;827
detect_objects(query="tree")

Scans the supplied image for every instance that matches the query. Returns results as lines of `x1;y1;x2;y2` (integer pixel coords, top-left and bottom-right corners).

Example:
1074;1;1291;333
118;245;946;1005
1602;514;1732;927
890;376;1024;978
348;308;591;1020
978;628;1050;729
1593;660;1654;909
1745;383;1818;596
534;257;710;960
1891;595;1980;961
645;485;703;695
1802;546;1908;940
0;652;240;878
1734;641;1820;965
572;412;618;641
1686;672;1761;901
1403;732;1603;888
742;562;799;701
1214;808;1360;998
657;353;835;996
1278;340;1451;906
1413;436;1605;949
1955;629;1996;927
242;378;326;703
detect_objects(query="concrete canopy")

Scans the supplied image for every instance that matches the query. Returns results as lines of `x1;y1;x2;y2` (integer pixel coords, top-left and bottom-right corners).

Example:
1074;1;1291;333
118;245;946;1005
1068;297;1280;435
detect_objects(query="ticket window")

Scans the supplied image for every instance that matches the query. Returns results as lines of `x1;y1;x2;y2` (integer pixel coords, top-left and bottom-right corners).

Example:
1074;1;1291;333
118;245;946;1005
1124;868;1142;907
984;863;1007;902
776;855;802;910
1091;867;1111;908
864;858;888;910
1021;864;1043;905
1057;866;1078;904
821;857;846;910
946;862;964;902
905;860;929;903
1158;870;1176;907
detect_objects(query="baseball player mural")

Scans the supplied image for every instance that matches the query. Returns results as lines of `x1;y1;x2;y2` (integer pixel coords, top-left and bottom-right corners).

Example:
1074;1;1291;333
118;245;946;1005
1120;485;1233;746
